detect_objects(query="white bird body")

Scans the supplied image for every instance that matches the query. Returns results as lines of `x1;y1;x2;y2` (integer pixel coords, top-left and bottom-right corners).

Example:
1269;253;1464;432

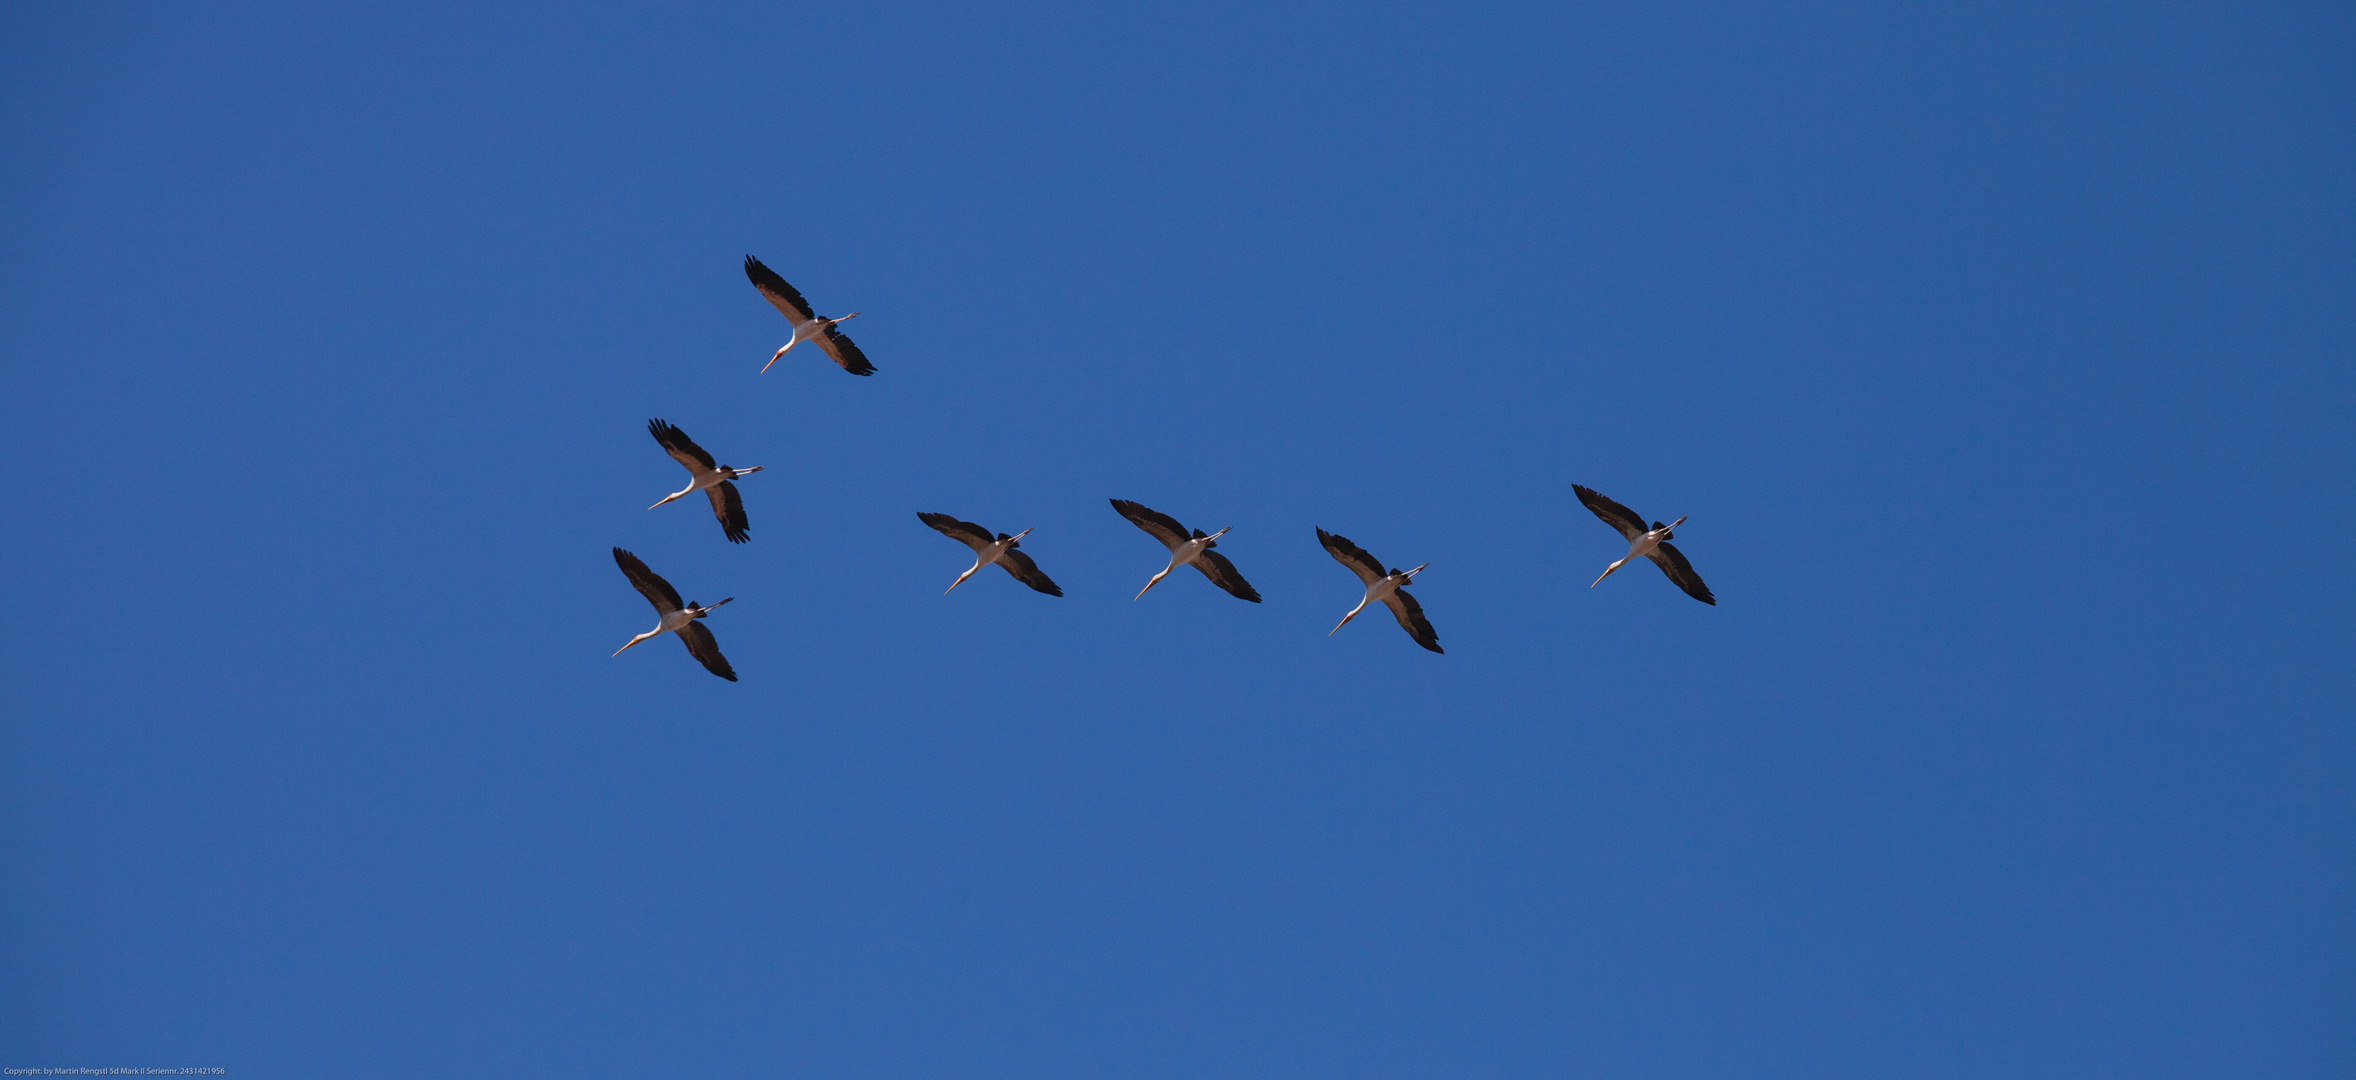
653;463;762;506
1574;484;1715;605
1595;519;1681;585
951;528;1030;592
614;599;733;656
1334;567;1422;632
645;420;762;544
1317;528;1442;652
917;513;1064;596
1140;527;1230;599
770;313;860;372
1110;499;1261;603
776;309;843;354
611;548;739;681
745;255;874;376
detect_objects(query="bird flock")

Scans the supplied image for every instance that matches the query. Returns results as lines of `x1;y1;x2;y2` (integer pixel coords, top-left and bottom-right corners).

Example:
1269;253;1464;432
612;255;1716;681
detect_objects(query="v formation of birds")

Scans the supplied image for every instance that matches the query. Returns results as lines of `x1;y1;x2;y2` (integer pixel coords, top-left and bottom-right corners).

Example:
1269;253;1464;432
614;255;1716;682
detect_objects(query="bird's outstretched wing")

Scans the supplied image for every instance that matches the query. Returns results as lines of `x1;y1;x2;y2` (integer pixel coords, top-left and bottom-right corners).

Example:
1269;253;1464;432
1382;588;1443;653
613;548;683;613
1574;484;1649;541
1316;527;1385;586
1192;549;1262;602
998;548;1064;596
744;255;817;324
677;620;738;681
707;481;750;544
648;418;717;473
918;512;998;551
1111;499;1191;550
816;325;876;376
1646;541;1716;605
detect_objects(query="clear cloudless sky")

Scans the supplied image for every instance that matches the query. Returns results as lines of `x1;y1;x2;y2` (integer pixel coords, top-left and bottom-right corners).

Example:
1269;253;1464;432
2;1;2350;1075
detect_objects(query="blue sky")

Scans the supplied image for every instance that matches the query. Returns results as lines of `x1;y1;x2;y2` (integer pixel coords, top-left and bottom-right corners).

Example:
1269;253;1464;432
3;1;2349;1075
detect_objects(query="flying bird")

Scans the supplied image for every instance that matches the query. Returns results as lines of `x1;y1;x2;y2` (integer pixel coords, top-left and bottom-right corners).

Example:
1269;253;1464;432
611;547;739;681
645;419;761;543
1111;499;1260;602
744;255;874;375
1574;484;1715;605
1316;528;1441;653
917;512;1064;596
